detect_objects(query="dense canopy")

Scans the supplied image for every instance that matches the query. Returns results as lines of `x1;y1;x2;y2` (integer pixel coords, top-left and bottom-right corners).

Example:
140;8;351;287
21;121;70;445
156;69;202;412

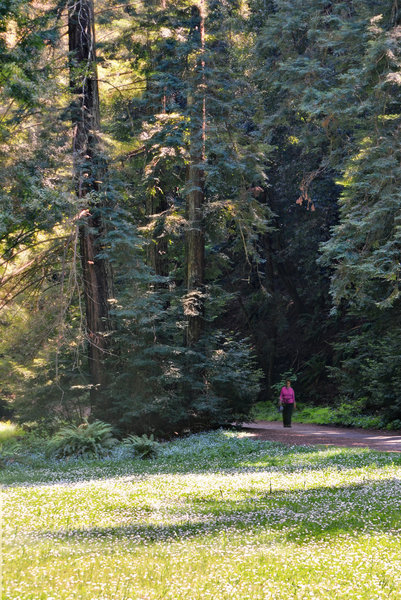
1;0;401;432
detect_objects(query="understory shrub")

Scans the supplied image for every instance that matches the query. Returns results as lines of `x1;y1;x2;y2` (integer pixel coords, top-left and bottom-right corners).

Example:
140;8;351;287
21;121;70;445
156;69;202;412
252;400;392;430
122;433;160;458
0;438;24;467
330;324;401;422
0;421;24;443
47;420;117;459
296;406;333;424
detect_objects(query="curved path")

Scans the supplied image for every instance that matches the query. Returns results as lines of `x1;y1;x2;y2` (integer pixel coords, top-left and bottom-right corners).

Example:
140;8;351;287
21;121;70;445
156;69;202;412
242;421;401;452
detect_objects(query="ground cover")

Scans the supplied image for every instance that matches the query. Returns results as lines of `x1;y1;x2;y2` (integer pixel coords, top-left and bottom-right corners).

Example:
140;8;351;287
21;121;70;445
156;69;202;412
3;431;401;599
252;401;399;430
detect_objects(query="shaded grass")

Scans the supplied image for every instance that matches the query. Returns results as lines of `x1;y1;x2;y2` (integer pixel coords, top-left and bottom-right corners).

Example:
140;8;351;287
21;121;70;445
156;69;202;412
28;477;401;544
3;432;400;487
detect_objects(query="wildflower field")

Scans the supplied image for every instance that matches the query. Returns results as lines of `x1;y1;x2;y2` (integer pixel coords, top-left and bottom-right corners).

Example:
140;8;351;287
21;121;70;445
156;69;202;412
2;431;401;600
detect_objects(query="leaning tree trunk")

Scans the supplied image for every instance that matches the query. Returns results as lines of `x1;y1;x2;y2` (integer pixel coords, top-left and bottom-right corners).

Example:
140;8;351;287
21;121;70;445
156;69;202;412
68;0;113;402
185;2;206;347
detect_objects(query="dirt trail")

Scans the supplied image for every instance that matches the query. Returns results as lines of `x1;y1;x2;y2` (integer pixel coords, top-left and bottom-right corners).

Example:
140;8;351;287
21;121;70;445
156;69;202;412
242;421;401;452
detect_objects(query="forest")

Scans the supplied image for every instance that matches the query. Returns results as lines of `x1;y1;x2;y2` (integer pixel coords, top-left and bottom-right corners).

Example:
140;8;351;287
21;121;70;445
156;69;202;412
1;0;401;435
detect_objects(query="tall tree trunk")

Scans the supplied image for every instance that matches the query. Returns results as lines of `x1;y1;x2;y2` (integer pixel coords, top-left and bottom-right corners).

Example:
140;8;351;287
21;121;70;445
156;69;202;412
146;0;169;285
147;192;169;282
68;0;113;402
186;2;206;346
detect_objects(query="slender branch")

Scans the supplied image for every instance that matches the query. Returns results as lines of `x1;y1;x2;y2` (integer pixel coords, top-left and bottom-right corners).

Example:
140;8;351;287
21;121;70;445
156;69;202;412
0;236;70;272
0;275;47;311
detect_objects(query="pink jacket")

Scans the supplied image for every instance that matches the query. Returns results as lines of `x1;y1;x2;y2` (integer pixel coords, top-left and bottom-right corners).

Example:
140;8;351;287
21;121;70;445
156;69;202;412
280;386;295;404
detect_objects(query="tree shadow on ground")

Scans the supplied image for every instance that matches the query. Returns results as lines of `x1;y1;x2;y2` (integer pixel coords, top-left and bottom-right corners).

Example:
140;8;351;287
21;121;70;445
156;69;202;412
3;432;401;488
30;477;401;547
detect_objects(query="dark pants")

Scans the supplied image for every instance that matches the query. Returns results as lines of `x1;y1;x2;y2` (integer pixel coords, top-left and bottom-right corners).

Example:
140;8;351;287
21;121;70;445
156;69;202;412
282;403;294;427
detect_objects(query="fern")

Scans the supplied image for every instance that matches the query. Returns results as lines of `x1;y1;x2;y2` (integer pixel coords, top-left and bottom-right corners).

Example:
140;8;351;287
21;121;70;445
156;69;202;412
47;420;117;459
0;439;24;468
122;434;160;459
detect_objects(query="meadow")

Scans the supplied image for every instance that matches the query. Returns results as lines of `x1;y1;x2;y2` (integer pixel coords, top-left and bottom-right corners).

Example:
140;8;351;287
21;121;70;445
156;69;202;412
2;430;401;600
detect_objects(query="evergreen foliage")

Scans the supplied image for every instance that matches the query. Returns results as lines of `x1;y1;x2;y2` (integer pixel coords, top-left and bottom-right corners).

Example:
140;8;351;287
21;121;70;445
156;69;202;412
2;0;401;430
46;420;117;459
122;433;160;458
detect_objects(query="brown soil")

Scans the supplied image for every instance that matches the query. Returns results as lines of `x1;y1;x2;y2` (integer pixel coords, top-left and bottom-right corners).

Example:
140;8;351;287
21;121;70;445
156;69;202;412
241;421;401;453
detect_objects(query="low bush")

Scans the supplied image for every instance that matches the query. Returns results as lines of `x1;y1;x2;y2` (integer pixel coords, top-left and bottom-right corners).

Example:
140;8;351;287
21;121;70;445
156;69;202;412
324;400;386;429
122;433;160;459
252;400;392;430
251;401;280;422
47;420;117;459
296;406;332;424
0;438;24;467
0;421;24;443
252;402;333;424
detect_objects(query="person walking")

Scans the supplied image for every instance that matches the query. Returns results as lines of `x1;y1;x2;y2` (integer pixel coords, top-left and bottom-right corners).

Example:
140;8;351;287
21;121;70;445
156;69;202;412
279;380;296;428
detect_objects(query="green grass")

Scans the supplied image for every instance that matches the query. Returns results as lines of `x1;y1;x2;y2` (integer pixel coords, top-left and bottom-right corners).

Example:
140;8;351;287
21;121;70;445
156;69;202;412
0;421;24;443
252;401;334;424
251;401;391;429
3;430;401;599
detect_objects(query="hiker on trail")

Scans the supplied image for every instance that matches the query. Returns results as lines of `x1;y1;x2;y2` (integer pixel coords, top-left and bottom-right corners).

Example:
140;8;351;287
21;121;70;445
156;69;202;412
279;380;296;428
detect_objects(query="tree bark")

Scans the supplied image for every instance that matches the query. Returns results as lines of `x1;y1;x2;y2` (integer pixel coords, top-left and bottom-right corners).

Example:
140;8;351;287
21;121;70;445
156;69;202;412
145;0;169;285
185;3;206;346
68;0;113;400
146;192;169;282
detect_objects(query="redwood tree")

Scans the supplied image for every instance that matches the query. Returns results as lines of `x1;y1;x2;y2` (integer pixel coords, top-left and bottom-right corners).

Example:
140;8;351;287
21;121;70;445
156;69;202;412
185;2;206;346
68;0;113;401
